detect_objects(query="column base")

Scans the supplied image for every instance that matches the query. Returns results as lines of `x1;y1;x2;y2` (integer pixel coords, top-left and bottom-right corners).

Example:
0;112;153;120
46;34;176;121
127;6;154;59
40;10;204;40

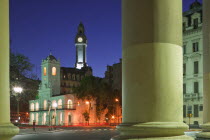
0;123;19;140
196;123;210;139
111;122;193;140
196;132;210;139
111;135;194;140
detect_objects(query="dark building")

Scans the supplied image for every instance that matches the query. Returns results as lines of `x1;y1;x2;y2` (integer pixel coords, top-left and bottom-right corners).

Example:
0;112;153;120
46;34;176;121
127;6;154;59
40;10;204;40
104;59;122;91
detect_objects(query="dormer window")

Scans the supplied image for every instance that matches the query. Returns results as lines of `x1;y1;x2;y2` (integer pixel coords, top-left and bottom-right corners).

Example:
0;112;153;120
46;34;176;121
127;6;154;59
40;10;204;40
52;67;56;76
44;67;47;76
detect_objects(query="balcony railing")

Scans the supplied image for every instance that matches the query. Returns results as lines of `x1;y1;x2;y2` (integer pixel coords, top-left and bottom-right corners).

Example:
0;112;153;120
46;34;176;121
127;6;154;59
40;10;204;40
30;105;76;112
183;93;202;100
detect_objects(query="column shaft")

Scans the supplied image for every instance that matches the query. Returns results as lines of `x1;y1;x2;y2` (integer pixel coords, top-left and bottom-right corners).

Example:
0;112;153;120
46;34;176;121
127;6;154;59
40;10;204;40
196;0;210;138
202;0;210;125
112;0;193;139
0;0;19;139
0;0;10;124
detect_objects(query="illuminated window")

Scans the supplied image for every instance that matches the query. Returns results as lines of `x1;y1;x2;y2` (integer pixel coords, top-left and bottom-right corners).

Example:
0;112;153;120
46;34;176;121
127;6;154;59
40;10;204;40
44;67;47;76
36;102;39;111
58;99;62;109
67;99;73;109
52;67;56;76
31;103;34;111
52;100;57;109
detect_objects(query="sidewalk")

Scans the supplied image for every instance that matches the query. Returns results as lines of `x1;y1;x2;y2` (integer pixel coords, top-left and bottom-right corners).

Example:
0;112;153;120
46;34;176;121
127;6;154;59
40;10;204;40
18;127;64;135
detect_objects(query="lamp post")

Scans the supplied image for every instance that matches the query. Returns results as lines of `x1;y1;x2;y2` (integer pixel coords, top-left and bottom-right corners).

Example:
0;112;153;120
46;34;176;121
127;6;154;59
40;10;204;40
187;113;193;130
53;102;57;129
86;101;91;125
115;98;119;124
13;86;23;124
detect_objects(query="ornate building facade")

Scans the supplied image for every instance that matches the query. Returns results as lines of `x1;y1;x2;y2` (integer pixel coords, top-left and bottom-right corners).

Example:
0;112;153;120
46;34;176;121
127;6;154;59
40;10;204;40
29;23;105;126
182;1;203;126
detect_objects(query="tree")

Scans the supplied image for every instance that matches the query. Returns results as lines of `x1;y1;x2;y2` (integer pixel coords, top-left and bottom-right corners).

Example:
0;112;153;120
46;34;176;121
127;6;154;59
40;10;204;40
73;76;121;123
82;111;90;125
10;53;34;79
10;52;40;113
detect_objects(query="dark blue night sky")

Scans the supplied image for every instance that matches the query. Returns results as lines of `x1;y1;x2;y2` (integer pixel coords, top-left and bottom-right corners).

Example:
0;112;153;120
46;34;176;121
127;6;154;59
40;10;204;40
10;0;202;78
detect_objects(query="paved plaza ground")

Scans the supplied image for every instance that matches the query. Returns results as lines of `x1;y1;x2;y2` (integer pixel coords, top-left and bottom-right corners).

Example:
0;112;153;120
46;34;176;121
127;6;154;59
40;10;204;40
12;126;201;140
12;126;119;140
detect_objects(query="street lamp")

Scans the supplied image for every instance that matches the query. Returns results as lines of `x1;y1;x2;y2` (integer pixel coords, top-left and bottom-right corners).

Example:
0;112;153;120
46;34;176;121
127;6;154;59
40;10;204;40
187;113;193;130
13;86;23;124
115;98;120;124
86;100;91;125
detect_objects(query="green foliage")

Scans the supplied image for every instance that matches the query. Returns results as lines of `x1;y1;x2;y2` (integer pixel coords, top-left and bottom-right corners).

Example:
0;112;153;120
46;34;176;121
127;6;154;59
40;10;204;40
73;76;101;100
10;53;34;78
73;76;121;122
82;111;90;122
10;52;40;112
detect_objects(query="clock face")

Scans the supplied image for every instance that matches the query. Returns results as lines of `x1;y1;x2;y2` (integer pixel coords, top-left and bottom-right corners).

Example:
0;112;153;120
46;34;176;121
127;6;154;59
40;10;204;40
78;37;83;42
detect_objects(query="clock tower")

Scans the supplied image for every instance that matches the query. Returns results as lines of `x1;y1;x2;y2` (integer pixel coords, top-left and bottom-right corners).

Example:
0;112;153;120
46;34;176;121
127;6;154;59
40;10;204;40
75;22;87;69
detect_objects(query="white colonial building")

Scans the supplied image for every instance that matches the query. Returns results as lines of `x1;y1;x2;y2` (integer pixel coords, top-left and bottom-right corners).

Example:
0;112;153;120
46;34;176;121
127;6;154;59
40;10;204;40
183;1;203;126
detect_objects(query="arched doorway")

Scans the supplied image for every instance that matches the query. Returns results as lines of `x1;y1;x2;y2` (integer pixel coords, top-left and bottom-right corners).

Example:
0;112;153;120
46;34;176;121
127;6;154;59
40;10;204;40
51;112;56;125
43;113;46;125
68;113;72;125
59;112;63;125
31;113;34;124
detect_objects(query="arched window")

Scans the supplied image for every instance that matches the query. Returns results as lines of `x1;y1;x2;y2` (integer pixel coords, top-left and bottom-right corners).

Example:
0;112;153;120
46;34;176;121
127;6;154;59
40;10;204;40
58;99;62;109
43;100;47;110
31;103;34;111
44;67;47;76
67;99;73;109
36;113;39;124
43;113;46;125
36;102;39;111
52;67;56;76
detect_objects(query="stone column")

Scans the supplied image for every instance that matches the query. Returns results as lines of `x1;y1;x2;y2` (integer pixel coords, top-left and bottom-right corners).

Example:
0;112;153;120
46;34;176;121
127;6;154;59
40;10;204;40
112;0;193;139
0;0;19;140
196;0;210;139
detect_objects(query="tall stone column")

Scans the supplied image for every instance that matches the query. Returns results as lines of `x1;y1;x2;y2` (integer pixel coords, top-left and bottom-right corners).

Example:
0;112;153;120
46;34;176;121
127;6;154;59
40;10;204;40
196;0;210;139
112;0;193;139
0;0;19;140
